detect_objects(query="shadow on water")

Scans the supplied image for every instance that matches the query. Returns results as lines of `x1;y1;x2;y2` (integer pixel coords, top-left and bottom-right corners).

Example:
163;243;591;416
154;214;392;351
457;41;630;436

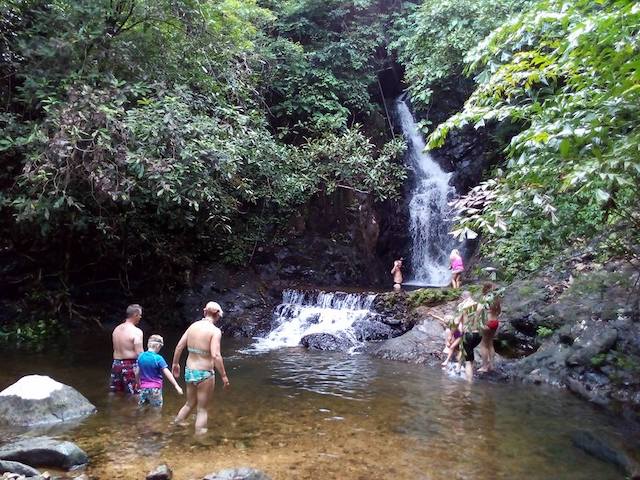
0;335;637;479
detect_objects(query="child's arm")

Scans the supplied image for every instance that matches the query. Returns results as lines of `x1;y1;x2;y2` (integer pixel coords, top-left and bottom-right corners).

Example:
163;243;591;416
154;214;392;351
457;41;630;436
162;368;183;395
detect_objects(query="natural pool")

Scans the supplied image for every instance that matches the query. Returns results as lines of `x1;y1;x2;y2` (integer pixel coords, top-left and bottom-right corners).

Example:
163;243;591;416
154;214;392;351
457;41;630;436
0;333;636;480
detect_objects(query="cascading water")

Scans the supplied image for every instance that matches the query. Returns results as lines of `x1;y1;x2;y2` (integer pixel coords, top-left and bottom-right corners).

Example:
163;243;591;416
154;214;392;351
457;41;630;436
250;289;376;352
395;97;455;287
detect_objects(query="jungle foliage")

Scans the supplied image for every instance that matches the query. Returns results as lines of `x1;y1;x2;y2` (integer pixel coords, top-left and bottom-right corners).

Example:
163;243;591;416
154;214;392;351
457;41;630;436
390;0;529;109
426;0;640;278
0;0;407;302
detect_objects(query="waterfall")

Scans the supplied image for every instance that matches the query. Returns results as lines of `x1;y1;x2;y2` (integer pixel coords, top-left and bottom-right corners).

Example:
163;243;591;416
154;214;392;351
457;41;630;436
395;97;455;287
250;289;376;352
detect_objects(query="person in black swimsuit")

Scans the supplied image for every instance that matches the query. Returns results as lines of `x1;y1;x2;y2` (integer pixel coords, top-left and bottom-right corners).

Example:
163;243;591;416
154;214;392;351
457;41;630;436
457;292;482;382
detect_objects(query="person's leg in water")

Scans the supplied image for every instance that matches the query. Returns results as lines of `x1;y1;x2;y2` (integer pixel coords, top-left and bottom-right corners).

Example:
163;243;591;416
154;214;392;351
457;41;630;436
194;376;214;435
462;332;482;382
441;336;461;366
175;382;197;425
478;329;496;373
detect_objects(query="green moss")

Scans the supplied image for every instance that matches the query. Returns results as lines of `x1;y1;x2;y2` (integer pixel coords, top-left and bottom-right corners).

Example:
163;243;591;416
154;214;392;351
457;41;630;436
536;326;554;338
590;353;607;367
407;288;461;308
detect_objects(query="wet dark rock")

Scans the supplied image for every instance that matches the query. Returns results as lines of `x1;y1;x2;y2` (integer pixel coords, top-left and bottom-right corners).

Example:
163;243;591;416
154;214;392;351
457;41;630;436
565;325;617;367
300;333;353;352
177;266;278;338
0;376;96;426
571;430;640;479
370;318;444;366
0;437;88;470
351;319;394;341
202;467;271;480
0;460;40;477
372;292;417;331
502;260;640;417
146;464;172;480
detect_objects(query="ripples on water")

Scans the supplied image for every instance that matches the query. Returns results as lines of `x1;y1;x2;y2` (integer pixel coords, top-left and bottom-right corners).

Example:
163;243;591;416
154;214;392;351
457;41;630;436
0;335;637;479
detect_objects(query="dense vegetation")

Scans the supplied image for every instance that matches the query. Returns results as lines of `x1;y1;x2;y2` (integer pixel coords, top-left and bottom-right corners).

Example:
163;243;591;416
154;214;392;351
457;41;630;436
427;0;640;278
1;0;638;336
0;0;407;328
391;0;529;110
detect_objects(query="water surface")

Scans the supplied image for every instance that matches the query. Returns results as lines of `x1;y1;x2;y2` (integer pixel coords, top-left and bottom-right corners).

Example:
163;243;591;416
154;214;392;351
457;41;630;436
0;334;635;479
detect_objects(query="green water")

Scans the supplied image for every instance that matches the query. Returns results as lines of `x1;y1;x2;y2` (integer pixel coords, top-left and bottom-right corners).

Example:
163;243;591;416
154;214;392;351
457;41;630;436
0;333;636;479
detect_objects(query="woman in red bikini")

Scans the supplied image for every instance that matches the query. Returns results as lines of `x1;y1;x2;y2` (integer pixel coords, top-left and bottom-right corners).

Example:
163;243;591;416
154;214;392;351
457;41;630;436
478;282;502;373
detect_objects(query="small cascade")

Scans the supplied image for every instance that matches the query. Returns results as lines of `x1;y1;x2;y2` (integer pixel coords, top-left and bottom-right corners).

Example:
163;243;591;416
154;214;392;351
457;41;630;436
250;289;376;351
395;97;455;287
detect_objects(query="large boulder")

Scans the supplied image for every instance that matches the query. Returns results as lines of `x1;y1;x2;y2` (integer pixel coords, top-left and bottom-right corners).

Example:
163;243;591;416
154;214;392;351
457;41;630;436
0;437;88;470
351;318;395;341
203;468;271;480
370;318;445;365
0;375;96;426
0;460;40;477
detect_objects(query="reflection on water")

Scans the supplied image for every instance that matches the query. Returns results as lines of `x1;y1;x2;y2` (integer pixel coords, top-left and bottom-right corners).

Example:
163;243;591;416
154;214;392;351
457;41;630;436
0;334;637;480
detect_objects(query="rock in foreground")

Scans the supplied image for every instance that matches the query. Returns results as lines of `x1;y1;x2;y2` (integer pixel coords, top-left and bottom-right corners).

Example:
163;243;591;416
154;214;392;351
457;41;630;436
203;467;271;480
146;464;173;480
0;437;88;470
0;375;96;426
0;460;40;477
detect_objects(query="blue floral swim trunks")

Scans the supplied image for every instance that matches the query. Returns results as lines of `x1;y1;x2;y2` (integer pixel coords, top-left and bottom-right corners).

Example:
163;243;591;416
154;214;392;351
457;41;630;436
138;387;163;407
184;368;214;385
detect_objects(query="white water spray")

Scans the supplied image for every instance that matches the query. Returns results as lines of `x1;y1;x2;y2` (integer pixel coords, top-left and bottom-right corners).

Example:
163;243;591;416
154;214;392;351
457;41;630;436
395;97;455;286
250;290;376;352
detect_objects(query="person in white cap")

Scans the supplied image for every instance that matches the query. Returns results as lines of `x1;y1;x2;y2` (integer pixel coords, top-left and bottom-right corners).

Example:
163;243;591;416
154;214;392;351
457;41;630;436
172;301;230;434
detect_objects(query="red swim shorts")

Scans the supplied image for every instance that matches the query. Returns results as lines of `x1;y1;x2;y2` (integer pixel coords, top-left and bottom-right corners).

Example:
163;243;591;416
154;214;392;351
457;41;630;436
486;319;499;330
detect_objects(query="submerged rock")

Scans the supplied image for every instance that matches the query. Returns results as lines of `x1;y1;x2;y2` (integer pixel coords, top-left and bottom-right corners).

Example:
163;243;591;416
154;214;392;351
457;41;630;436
203;467;271;480
571;430;640;479
0;375;96;426
0;437;88;470
146;464;172;480
0;460;40;477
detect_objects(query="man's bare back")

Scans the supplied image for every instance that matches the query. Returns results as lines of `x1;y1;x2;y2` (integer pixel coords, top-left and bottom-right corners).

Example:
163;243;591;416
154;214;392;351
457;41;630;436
109;304;144;395
113;322;143;360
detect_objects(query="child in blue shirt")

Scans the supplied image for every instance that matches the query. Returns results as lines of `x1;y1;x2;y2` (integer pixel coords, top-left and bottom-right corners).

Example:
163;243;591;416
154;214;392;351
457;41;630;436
138;334;183;407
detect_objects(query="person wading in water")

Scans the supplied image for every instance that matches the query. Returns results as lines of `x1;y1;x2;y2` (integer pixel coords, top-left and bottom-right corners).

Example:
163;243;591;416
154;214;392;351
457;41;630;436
457;292;483;382
172;301;230;435
110;304;144;395
478;283;502;373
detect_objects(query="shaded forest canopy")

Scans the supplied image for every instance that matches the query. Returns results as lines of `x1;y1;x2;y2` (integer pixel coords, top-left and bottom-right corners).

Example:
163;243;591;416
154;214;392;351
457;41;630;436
1;0;638;336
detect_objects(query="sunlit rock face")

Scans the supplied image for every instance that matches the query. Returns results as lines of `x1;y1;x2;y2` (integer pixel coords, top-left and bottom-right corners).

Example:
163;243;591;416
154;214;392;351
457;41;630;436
0;375;96;426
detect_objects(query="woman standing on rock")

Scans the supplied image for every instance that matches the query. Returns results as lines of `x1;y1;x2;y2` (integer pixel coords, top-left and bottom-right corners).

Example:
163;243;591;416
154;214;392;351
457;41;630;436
478;283;502;373
449;249;464;289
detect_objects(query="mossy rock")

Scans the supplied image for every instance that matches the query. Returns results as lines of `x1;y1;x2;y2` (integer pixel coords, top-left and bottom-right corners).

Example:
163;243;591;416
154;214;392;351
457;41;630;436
407;288;461;309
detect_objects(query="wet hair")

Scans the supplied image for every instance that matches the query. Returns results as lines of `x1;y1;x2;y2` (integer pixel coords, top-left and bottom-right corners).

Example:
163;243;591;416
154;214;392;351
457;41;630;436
204;301;224;318
126;304;142;318
482;282;496;295
148;334;164;349
482;282;502;315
